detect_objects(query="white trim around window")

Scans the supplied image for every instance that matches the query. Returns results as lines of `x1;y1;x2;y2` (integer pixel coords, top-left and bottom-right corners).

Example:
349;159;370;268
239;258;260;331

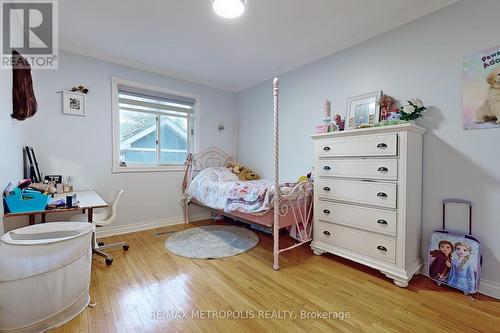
111;77;201;173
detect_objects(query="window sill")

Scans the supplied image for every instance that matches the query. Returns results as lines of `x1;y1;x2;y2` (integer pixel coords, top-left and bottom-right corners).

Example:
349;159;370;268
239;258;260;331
112;165;185;173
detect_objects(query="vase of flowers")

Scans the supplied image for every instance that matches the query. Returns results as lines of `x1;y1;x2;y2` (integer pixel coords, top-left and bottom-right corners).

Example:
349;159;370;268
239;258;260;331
400;98;426;121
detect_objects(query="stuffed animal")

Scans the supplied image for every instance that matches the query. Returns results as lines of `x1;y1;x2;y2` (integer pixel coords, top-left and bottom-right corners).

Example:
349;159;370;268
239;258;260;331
298;172;313;183
70;85;89;94
226;162;243;174
239;169;260;181
226;162;260;181
298;175;309;182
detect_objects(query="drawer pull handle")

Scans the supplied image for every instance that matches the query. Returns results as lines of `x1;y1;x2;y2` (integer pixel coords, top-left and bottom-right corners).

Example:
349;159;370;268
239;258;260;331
377;192;387;198
378;167;388;173
323;209;331;215
323;187;331;192
323;166;331;171
323;146;331;152
377;143;388;149
377;245;388;252
323;231;331;236
377;219;388;225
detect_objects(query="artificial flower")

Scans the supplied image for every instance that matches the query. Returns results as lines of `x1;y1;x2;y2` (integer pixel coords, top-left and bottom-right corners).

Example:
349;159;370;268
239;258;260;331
402;104;415;114
411;98;424;108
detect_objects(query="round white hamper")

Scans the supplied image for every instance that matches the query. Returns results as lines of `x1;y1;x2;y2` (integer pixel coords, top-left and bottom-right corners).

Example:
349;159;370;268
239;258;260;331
0;222;95;332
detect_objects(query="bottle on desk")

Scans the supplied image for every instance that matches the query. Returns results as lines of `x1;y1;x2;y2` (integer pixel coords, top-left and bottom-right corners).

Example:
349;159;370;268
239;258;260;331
63;177;74;193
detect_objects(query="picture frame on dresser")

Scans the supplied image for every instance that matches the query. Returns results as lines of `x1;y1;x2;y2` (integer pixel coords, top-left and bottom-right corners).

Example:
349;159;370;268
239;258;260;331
310;123;427;288
346;91;382;129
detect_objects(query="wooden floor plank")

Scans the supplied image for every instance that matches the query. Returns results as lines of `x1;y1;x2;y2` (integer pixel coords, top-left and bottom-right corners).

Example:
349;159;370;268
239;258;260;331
50;220;500;333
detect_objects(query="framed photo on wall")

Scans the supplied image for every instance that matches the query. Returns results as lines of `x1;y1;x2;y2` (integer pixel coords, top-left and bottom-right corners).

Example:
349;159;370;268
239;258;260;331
62;91;86;116
346;91;382;129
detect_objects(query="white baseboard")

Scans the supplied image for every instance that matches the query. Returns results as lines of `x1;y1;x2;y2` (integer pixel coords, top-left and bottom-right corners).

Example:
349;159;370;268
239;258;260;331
479;279;500;300
421;261;500;300
96;213;210;238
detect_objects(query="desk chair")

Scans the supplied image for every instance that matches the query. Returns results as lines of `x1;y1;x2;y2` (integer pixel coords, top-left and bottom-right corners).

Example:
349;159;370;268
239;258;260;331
70;189;128;265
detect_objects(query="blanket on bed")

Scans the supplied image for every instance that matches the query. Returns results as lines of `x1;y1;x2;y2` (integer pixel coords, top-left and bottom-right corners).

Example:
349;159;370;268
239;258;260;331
186;167;296;214
225;180;275;213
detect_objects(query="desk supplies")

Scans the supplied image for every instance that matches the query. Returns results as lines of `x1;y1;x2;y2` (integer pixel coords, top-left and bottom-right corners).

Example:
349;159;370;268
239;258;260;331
47;199;66;209
44;175;62;183
4;190;107;226
24;146;42;183
46;198;79;210
3;183;15;197
3;187;49;213
29;182;56;195
63;177;74;193
66;194;78;208
44;175;64;193
18;179;32;189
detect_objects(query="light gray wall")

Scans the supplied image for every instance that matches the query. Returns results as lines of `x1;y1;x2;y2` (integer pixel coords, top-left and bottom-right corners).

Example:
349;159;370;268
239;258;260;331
237;0;500;286
4;50;236;231
0;68;24;234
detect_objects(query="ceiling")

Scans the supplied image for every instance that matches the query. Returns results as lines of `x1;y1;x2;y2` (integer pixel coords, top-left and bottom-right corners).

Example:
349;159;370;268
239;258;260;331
59;0;459;92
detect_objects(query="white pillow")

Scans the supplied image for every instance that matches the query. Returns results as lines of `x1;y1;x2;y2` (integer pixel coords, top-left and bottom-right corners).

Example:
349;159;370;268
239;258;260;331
194;167;219;181
194;167;238;182
214;167;239;182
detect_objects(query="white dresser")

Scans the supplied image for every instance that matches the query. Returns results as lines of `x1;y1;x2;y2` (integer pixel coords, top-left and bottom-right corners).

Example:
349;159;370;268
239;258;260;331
310;123;426;287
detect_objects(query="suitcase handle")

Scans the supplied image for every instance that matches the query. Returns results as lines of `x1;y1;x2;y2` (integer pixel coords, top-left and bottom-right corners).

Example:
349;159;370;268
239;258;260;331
442;199;473;235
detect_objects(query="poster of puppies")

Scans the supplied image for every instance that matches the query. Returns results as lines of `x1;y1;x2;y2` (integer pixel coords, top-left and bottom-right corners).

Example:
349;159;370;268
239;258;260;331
463;45;500;129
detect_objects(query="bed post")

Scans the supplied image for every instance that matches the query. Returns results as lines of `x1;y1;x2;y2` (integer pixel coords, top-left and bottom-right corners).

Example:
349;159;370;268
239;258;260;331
273;77;280;270
183;153;194;224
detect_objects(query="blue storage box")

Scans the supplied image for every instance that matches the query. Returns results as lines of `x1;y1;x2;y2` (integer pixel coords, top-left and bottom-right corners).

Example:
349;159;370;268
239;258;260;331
3;188;49;213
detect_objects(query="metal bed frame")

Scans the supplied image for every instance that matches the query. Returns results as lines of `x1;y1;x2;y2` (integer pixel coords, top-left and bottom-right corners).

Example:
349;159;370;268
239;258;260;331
182;78;313;270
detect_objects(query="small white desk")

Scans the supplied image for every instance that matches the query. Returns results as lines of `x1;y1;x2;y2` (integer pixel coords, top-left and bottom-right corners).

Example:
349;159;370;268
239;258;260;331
51;191;108;223
5;190;108;224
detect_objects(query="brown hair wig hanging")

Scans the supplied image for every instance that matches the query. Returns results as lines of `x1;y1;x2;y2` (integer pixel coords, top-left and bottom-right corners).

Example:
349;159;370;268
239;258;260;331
11;50;38;120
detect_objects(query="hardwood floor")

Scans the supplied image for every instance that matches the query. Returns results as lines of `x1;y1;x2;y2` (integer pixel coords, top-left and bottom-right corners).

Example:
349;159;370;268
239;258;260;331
53;220;500;333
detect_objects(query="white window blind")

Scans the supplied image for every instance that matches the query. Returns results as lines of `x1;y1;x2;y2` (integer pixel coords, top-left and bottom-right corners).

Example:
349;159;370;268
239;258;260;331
118;89;195;117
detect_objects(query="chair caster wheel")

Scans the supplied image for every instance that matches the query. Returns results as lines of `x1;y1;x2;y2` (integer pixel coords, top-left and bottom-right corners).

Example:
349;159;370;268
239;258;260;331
123;245;129;251
105;258;113;265
98;241;105;246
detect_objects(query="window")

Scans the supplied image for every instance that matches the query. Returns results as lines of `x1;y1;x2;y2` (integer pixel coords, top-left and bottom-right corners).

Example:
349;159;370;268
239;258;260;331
112;78;199;172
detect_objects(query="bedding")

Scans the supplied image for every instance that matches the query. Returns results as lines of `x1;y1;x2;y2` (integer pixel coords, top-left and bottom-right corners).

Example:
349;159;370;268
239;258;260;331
186;167;296;214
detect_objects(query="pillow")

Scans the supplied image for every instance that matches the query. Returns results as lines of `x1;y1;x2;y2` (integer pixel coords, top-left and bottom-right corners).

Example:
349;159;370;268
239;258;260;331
194;167;238;182
214;167;239;182
194;167;220;181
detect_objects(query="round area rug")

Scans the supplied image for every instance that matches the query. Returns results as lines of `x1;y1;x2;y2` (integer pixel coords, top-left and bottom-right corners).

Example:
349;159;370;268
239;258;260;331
165;225;259;259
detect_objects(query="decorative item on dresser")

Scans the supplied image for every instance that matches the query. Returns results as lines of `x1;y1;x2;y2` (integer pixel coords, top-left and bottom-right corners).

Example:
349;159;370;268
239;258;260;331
310;123;426;287
346;91;382;129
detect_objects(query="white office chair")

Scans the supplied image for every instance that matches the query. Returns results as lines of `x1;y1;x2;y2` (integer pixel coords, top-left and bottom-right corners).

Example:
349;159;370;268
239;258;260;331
70;189;128;265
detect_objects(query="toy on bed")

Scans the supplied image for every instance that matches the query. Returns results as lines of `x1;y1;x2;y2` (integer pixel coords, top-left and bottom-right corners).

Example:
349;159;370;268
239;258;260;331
297;172;313;183
226;162;260;181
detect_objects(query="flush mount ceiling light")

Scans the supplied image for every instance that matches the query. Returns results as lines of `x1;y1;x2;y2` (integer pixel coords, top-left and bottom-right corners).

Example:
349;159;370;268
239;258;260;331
213;0;245;19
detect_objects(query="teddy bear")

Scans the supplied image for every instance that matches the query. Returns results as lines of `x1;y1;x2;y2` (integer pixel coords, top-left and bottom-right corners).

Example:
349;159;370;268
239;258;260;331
226;162;243;174
239;169;260;181
226;162;260;181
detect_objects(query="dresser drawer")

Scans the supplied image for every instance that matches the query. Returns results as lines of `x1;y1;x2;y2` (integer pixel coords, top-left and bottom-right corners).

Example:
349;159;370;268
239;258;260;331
316;222;396;263
316;201;397;236
317;159;398;181
316;179;397;209
315;133;397;158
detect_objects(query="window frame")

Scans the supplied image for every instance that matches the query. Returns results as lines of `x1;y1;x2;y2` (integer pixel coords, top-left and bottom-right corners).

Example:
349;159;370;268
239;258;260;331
111;77;200;173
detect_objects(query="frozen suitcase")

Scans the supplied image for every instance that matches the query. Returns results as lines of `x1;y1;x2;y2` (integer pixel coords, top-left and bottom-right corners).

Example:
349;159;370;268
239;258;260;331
428;199;482;295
